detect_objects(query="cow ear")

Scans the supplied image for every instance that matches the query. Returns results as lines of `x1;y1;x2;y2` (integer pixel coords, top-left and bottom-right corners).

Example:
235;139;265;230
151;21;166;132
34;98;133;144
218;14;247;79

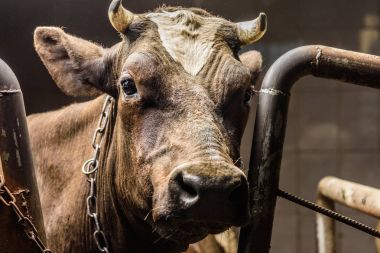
239;50;263;84
34;26;114;97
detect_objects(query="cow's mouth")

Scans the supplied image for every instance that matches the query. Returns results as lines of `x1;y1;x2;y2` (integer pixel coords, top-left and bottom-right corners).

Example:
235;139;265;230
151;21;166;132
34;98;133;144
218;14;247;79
153;219;230;249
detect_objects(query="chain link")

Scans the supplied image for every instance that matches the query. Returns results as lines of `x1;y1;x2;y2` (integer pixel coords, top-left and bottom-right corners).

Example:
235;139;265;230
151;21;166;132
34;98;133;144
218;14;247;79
81;95;114;253
0;175;53;252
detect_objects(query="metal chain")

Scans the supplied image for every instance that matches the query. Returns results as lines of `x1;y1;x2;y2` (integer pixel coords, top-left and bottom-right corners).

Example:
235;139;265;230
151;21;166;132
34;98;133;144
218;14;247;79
278;189;380;238
0;173;53;252
81;95;114;253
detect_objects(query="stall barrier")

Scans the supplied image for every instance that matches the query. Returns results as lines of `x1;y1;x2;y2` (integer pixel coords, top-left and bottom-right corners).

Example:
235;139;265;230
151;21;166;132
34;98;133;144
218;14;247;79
238;45;380;253
0;58;49;252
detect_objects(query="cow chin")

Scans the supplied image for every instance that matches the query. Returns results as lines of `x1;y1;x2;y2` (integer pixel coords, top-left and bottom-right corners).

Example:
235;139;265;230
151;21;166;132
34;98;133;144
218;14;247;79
152;217;230;249
149;189;241;250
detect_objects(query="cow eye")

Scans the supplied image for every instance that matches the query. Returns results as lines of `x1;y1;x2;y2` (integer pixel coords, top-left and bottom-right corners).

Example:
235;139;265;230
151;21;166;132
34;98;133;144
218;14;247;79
243;90;253;105
121;78;137;97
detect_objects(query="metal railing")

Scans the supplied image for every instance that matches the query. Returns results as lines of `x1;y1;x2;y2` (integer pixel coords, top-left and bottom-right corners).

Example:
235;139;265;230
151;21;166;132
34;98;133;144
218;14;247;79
316;176;380;253
238;45;380;253
0;58;47;252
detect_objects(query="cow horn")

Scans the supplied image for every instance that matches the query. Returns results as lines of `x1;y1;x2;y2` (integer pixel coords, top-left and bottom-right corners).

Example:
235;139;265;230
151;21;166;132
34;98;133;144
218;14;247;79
237;12;267;45
108;0;135;33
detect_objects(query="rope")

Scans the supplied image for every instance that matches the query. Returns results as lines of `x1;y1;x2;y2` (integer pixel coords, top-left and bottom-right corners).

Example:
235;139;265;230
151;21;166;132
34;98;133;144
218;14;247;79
277;189;380;238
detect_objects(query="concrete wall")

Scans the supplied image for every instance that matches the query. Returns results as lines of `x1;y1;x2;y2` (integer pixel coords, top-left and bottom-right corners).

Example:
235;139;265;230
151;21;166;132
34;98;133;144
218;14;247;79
0;0;379;252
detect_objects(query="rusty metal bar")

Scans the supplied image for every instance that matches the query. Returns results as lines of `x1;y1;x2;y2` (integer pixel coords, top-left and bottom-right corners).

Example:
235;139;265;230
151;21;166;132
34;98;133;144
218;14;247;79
237;45;380;253
0;58;46;252
316;176;380;253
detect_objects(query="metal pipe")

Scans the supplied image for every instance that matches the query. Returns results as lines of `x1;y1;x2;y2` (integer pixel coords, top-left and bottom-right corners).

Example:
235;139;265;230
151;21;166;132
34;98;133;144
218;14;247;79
316;193;336;253
376;221;380;253
318;177;380;218
316;176;380;253
238;45;380;253
0;58;46;252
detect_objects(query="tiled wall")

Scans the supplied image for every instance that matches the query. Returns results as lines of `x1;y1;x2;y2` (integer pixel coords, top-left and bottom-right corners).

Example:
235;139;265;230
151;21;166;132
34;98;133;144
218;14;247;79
0;0;379;252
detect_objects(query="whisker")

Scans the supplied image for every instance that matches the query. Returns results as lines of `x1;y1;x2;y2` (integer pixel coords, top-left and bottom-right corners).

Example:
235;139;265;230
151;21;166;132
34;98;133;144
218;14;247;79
153;229;178;244
144;210;152;221
153;233;166;244
144;205;166;221
164;232;175;240
234;157;242;165
234;157;246;172
153;237;163;244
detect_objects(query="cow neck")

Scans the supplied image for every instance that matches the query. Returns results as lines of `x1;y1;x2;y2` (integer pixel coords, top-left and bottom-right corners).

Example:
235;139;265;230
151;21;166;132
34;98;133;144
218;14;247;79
91;99;154;253
91;98;180;253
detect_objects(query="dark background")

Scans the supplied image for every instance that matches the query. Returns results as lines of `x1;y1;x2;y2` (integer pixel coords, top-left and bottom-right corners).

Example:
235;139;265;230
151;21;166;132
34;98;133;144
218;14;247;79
1;0;380;252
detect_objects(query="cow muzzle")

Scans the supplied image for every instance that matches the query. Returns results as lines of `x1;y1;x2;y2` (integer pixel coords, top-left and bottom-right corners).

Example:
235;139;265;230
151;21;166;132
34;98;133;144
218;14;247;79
156;161;250;227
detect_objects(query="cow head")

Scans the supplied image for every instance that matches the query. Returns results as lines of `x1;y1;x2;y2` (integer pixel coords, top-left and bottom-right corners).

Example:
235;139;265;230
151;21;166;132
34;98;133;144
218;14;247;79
34;0;265;251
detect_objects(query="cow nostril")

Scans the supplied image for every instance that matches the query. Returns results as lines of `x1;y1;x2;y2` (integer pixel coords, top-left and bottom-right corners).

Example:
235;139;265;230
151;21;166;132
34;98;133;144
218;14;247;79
177;173;198;199
228;180;245;203
168;164;250;226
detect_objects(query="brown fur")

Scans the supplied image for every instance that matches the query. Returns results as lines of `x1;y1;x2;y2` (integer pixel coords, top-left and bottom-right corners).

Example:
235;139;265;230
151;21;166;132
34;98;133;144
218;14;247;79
30;6;262;253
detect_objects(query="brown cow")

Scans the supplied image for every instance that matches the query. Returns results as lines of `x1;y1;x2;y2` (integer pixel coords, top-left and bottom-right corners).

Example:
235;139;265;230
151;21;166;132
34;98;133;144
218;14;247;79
28;0;265;252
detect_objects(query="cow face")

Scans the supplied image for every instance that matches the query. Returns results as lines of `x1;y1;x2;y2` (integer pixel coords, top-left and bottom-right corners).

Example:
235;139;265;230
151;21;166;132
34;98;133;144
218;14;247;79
34;0;265;250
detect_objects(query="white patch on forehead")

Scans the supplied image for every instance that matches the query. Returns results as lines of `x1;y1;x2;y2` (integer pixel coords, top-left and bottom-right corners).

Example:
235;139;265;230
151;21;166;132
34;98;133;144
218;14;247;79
147;10;225;76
